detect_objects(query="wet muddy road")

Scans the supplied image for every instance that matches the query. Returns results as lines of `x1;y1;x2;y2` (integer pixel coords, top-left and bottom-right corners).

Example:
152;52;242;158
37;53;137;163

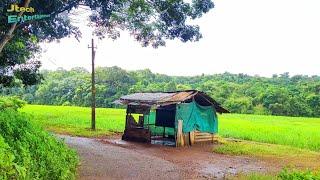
60;135;276;180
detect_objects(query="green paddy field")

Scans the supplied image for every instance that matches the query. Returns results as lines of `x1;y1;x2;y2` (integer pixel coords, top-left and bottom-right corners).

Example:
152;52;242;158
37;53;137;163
21;105;320;152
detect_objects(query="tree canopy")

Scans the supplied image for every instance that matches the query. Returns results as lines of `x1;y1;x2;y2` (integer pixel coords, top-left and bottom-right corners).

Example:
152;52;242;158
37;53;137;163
0;0;214;86
2;67;320;118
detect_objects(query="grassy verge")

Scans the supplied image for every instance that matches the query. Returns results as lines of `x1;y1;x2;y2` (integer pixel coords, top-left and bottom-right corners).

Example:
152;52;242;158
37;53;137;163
21;105;125;137
214;138;320;179
229;169;320;180
228;173;277;180
0;109;78;179
213;138;320;170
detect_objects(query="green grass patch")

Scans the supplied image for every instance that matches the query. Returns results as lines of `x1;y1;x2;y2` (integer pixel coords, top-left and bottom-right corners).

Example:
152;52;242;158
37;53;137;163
213;138;320;169
228;172;277;180
214;139;319;158
231;169;320;180
21;105;125;137
219;113;320;151
21;105;320;152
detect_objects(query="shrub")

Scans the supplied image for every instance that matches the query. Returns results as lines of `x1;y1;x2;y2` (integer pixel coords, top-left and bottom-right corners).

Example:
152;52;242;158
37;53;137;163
278;169;320;180
0;109;79;180
0;96;26;111
0;135;23;180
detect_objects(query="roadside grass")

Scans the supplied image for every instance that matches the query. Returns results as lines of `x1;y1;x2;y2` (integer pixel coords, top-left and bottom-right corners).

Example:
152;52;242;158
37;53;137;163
21;105;125;137
228;173;277;180
228;169;320;180
213;137;320;169
21;105;320;152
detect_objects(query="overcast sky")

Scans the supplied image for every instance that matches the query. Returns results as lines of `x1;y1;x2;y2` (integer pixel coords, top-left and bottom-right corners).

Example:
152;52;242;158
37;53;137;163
40;0;320;77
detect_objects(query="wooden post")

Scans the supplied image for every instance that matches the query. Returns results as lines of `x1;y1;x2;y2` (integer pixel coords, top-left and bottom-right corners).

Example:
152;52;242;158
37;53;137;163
190;131;195;146
88;38;96;130
212;134;215;143
176;120;184;147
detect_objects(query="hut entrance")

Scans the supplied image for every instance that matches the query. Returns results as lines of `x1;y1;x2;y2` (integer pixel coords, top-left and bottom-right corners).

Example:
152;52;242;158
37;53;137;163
122;104;177;146
144;104;176;146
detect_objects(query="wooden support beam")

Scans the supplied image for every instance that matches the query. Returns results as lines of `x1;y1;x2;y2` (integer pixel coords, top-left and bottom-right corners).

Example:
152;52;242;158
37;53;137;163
176;120;184;147
190;131;195;146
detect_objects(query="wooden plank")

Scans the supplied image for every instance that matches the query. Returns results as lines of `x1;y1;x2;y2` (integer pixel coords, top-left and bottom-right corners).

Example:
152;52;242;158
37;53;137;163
195;135;212;139
183;133;190;146
176;120;184;147
191;131;215;143
195;139;213;142
194;132;214;143
196;133;212;136
195;136;212;139
195;138;212;141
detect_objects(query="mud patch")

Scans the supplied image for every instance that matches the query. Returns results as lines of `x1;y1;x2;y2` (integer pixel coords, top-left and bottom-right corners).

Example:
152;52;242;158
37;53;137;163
101;136;278;179
60;135;279;179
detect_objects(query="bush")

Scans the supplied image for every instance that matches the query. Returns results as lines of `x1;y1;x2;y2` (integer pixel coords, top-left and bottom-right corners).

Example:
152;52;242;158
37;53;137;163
0;135;22;180
0;109;79;180
278;169;320;180
0;96;26;111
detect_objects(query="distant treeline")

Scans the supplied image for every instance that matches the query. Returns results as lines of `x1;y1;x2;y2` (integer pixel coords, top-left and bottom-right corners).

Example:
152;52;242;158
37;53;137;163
1;66;320;117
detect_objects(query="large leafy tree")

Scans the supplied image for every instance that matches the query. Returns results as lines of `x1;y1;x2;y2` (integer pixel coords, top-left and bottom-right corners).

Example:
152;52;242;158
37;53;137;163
0;0;81;86
0;0;214;86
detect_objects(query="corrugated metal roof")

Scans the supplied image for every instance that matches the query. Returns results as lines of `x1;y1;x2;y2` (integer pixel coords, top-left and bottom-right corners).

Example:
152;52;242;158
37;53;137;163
120;92;176;103
158;91;195;104
118;90;230;113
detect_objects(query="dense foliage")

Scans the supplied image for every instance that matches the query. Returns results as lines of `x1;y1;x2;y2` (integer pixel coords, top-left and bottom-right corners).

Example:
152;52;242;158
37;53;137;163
0;96;25;111
1;0;213;86
1;0;80;86
0;97;78;179
1;66;320;117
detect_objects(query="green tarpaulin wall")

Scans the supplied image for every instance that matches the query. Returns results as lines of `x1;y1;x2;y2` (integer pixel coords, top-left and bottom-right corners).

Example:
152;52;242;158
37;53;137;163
176;101;218;133
144;111;175;136
144;100;218;135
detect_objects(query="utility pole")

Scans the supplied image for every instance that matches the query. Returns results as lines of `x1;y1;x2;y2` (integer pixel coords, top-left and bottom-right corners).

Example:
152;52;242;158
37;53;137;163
88;39;97;130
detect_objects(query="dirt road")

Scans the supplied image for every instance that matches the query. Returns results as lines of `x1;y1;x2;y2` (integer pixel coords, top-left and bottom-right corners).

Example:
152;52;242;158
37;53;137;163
60;135;276;180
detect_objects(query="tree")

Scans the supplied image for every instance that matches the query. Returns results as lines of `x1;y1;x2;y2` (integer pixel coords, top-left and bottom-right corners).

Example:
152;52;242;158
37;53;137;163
1;0;215;87
224;97;253;114
164;81;176;91
3;67;320;117
1;0;81;86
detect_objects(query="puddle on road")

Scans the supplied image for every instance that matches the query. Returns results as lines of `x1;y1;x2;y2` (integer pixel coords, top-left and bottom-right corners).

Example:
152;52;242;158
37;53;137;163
107;139;129;145
199;162;238;179
198;160;265;179
151;139;176;147
101;137;270;179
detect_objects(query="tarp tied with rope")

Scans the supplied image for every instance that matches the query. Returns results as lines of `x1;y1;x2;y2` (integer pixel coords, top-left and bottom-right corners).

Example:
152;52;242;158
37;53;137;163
176;101;218;133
